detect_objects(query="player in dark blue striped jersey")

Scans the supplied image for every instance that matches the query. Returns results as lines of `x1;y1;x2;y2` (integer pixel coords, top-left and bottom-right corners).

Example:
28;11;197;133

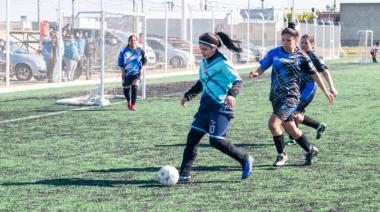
292;34;338;140
178;32;254;182
249;24;335;166
118;34;147;111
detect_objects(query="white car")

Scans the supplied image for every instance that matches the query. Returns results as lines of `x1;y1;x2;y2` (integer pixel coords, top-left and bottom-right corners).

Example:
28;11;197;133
0;42;47;81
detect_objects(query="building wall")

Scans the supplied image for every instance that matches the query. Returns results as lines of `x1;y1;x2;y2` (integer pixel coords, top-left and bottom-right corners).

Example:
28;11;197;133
340;3;380;45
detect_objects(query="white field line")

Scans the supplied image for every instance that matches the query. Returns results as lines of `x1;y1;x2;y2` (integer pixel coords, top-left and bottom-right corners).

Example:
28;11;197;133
0;101;123;125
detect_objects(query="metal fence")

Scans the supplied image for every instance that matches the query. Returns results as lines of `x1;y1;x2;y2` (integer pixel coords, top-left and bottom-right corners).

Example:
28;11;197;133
0;0;341;92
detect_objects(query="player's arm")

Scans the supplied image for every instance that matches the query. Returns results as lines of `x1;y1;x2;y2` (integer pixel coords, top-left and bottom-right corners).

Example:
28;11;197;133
311;73;334;104
181;80;203;107
321;69;337;97
225;80;243;108
249;67;265;78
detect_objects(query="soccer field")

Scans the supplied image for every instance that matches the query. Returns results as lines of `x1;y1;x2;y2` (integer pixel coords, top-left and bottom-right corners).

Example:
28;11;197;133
0;61;379;211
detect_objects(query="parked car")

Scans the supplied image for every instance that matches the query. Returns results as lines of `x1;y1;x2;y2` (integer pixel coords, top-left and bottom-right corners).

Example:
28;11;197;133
0;42;46;81
151;35;202;62
219;41;267;64
146;37;195;68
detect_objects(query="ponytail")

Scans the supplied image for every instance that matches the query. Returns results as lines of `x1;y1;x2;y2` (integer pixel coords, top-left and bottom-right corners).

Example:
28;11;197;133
198;32;242;53
215;32;242;53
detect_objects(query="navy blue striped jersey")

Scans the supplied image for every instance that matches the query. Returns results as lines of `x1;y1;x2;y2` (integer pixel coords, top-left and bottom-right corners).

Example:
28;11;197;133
259;47;316;105
299;51;328;90
118;46;146;76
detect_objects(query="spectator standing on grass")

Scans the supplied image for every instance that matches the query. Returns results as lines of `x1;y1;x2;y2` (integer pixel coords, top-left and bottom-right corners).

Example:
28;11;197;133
118;34;147;111
249;23;334;167
178;32;254;183
63;34;79;81
370;42;379;63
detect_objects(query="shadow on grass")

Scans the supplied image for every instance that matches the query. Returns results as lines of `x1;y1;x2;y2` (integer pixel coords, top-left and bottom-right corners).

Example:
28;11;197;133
89;165;241;173
1;178;158;188
155;143;272;148
139;180;239;188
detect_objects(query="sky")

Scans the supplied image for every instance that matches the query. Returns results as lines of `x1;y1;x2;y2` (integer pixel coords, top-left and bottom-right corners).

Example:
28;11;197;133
0;0;340;22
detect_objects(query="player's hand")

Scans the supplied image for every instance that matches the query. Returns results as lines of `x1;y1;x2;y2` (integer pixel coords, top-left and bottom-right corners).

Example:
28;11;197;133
181;97;188;107
330;87;338;97
224;95;236;109
324;91;335;104
249;71;259;79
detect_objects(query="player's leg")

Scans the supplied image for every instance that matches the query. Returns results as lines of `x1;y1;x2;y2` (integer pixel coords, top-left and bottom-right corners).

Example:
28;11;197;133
283;120;319;165
122;77;132;109
208;112;253;179
179;111;208;182
130;75;141;110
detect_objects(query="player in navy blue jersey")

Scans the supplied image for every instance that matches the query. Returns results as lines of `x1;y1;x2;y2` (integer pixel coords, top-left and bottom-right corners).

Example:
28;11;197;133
118;35;147;111
249;24;335;167
178;32;254;182
292;34;338;140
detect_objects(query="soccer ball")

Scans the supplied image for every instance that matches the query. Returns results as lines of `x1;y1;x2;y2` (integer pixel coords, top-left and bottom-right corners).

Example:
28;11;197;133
158;165;179;186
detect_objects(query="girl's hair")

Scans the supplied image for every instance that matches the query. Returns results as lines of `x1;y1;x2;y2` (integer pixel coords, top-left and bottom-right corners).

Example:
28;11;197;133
127;34;137;48
301;34;315;44
198;32;242;53
281;21;299;38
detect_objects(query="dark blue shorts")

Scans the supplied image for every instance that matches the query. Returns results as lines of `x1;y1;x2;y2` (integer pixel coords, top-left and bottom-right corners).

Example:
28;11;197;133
191;110;230;139
297;82;317;113
122;74;140;87
272;101;298;122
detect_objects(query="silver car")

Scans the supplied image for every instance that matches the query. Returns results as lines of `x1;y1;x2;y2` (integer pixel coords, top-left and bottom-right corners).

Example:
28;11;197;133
146;37;194;68
0;42;47;81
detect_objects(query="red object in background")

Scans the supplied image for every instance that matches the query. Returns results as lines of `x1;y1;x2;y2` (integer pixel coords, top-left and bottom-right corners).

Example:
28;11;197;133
39;20;49;37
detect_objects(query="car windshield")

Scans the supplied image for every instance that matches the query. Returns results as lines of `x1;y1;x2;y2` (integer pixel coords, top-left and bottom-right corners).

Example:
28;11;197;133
10;43;28;54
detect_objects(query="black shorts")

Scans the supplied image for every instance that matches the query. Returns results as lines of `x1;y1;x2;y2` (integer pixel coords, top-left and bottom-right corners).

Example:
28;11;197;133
272;100;298;122
122;74;140;87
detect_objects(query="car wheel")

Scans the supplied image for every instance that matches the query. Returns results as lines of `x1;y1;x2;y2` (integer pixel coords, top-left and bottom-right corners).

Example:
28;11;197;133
170;56;184;68
15;64;33;81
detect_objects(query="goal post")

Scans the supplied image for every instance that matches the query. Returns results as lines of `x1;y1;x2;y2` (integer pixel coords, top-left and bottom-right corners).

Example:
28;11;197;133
357;30;373;64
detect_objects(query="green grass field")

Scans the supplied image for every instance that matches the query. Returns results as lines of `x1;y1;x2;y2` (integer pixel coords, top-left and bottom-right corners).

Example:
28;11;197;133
0;61;379;211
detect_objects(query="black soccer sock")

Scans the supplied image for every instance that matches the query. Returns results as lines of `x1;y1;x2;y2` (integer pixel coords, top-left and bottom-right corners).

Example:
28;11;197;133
131;85;138;105
179;129;205;177
295;133;312;152
209;138;246;165
273;134;285;154
123;87;130;102
302;115;320;130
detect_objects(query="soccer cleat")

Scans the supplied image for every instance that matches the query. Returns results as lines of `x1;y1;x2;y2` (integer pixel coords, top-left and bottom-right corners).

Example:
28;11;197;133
178;175;191;183
273;152;288;167
316;123;327;140
304;146;319;166
241;155;254;179
127;101;132;109
130;104;136;111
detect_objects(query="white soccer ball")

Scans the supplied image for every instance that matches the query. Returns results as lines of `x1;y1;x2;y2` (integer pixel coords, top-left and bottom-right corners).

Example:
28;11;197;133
158;165;179;186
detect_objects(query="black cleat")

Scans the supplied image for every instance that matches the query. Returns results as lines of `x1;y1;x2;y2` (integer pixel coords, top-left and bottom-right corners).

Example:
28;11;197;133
304;146;319;166
316;123;327;140
178;175;191;183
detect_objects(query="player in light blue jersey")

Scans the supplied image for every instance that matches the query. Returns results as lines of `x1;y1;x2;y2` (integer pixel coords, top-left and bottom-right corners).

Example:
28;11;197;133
249;23;335;167
178;32;254;182
118;34;147;111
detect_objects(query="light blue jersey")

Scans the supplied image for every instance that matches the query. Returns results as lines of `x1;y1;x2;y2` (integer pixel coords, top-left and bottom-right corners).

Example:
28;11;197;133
199;52;241;107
